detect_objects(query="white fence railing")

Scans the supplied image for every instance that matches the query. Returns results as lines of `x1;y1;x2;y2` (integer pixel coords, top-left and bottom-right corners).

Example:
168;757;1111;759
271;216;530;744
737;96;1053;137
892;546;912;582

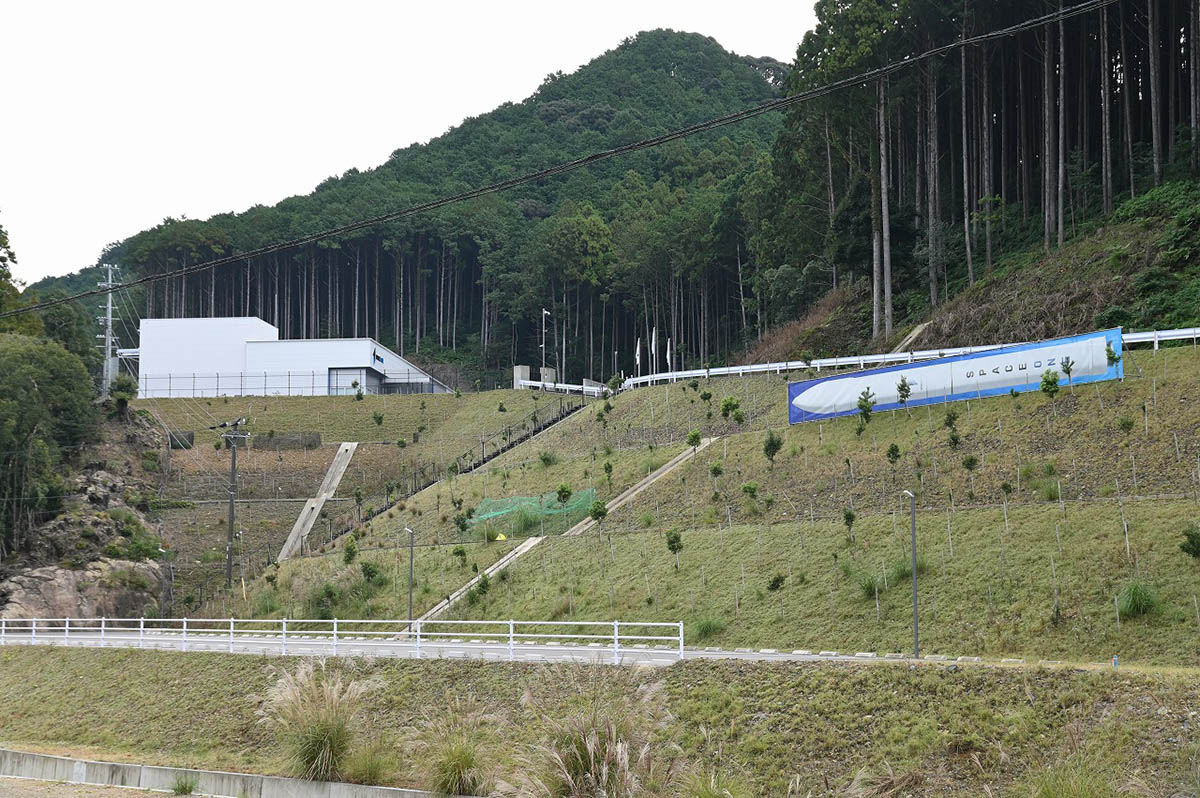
137;369;447;399
0;617;684;664
619;326;1200;389
517;379;607;397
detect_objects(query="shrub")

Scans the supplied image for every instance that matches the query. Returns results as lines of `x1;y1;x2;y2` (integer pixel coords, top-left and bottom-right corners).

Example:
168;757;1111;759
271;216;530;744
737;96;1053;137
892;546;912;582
360;561;382;584
890;556;929;584
1117;580;1161;619
762;430;782;463
709;463;723;478
538;451;559;467
766;574;786;591
740;482;758;500
1117;415;1135;434
1181;523;1200;559
255;661;378;782
371;411;384;426
343;536;358;565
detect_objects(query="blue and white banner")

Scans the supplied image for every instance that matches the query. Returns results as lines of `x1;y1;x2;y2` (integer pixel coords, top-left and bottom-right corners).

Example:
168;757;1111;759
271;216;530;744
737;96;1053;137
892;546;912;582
788;329;1123;424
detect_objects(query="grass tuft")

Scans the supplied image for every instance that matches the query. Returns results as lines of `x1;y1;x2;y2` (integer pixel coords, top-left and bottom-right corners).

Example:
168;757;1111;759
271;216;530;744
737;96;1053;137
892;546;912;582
255;660;377;782
1117;580;1161;619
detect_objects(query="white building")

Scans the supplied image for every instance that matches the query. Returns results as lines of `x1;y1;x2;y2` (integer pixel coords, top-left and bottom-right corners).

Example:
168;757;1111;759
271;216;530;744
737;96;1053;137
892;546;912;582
130;317;449;398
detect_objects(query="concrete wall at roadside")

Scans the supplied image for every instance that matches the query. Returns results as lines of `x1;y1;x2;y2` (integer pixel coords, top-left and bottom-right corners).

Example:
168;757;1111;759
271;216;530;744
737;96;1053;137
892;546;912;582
0;747;441;798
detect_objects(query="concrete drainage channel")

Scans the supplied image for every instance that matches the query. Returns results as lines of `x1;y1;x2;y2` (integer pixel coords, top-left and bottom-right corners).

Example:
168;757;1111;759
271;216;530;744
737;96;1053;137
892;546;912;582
0;748;448;798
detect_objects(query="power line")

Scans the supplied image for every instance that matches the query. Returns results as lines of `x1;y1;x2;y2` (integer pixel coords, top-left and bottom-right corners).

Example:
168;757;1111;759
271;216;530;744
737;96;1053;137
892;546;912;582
0;0;1117;322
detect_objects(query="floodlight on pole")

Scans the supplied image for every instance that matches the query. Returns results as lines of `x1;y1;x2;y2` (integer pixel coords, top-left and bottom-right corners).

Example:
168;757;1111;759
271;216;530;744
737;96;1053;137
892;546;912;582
902;490;918;660
540;308;550;373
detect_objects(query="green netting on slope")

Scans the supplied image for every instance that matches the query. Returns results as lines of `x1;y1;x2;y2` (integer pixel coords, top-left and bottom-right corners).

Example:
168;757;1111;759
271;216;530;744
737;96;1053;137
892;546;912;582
471;488;596;536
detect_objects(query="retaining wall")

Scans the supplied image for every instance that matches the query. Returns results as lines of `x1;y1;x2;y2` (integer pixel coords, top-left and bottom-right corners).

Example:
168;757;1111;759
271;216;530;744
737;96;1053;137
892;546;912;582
0;747;440;797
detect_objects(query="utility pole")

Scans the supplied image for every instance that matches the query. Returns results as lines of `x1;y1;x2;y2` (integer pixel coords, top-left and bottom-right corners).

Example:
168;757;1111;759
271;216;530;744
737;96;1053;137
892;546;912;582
212;417;248;589
96;263;118;398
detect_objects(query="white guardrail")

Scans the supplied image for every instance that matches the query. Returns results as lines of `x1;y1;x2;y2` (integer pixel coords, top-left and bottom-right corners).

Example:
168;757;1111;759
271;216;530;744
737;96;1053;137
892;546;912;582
614;326;1200;390
0;617;684;664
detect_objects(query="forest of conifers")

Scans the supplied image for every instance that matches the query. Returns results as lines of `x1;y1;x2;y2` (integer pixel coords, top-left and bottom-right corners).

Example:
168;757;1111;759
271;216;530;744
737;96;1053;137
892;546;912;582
48;1;1200;383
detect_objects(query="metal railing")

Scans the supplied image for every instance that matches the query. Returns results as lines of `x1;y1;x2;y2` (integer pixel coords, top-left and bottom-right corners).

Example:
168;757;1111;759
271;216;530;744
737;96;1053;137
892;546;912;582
517;379;608;398
0;617;684;664
618;326;1200;389
137;369;446;398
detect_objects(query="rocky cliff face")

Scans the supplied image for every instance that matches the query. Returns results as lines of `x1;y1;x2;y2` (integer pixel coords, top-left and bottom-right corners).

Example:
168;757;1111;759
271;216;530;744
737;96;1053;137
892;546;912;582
0;557;161;619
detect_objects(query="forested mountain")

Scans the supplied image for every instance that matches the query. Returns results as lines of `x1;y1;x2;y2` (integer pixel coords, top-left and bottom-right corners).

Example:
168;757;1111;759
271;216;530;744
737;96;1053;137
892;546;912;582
63;30;786;382
31;2;1200;384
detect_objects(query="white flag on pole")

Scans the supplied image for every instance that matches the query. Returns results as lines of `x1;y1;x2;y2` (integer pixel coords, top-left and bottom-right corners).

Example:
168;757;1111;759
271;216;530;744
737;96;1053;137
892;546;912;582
667;337;672;373
651;327;657;373
635;337;641;372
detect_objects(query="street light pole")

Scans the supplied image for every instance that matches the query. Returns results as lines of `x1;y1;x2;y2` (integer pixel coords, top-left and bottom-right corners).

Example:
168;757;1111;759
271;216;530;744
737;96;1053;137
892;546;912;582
903;490;918;659
405;526;415;624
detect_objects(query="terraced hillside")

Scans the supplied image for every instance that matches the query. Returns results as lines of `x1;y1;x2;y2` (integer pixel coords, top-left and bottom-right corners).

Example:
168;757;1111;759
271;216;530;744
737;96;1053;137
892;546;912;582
260;345;1200;666
132;388;579;607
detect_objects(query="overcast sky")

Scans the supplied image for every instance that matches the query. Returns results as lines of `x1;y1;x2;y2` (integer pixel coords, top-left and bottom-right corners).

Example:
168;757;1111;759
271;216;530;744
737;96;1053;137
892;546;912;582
2;1;817;285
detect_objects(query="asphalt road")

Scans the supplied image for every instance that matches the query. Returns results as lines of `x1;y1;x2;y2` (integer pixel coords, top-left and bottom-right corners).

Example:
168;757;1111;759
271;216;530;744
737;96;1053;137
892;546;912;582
0;630;889;667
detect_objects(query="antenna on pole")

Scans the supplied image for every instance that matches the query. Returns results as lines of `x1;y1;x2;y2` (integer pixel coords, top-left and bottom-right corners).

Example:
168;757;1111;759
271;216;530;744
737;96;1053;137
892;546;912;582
96;263;118;397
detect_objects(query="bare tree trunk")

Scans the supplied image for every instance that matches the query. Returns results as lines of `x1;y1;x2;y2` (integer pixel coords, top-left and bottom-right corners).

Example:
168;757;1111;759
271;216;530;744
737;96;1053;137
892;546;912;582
1149;0;1163;185
926;63;939;307
960;24;975;286
1101;5;1114;213
983;43;994;270
1057;10;1066;247
735;239;748;334
1192;0;1199;173
871;96;883;339
879;79;894;338
1019;53;1030;219
824;112;837;227
1043;24;1055;251
1121;10;1137;197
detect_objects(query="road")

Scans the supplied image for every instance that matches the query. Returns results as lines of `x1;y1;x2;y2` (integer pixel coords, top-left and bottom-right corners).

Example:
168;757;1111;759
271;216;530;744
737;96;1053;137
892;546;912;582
0;777;135;798
0;629;895;668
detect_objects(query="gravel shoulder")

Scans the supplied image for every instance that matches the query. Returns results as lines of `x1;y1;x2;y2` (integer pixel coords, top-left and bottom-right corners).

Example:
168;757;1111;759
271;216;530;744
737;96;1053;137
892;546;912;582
0;777;151;797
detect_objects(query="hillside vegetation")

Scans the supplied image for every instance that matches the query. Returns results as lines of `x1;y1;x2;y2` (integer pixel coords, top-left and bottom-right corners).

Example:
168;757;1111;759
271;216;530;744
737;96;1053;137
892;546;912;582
0;648;1196;796
253;345;1200;666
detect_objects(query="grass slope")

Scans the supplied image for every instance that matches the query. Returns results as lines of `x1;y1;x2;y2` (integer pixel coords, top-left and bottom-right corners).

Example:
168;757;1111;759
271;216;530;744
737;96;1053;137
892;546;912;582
0;647;1195;796
258;347;1200;665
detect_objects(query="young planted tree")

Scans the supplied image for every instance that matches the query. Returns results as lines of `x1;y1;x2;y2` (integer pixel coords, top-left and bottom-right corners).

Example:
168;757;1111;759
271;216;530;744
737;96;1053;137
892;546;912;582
1040;369;1060;415
557;484;573;532
843;507;856;545
763;430;783;465
665;529;683;570
588;500;608;531
886;443;901;476
686;428;702;451
856;388;876;438
602;461;613;487
1059;356;1074;393
897;375;912;418
962;454;979;495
